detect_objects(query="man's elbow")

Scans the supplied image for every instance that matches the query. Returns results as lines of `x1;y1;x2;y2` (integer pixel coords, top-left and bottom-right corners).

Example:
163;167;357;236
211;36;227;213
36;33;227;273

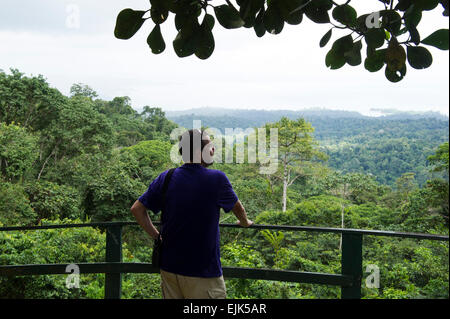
130;200;142;216
232;200;244;213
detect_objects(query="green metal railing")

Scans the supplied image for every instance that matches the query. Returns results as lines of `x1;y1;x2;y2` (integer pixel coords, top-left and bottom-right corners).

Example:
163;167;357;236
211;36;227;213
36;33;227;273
0;221;448;299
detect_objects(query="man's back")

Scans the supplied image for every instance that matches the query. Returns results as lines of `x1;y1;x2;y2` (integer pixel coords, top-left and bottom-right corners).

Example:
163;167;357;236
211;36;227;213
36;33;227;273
131;128;253;298
138;163;238;278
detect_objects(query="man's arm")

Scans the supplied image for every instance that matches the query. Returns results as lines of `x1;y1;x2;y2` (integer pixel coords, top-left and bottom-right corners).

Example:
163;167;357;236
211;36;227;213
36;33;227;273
130;200;160;240
232;200;253;228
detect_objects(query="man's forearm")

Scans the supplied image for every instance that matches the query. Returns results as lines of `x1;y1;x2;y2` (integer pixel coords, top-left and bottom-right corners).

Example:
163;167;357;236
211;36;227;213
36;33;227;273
131;200;159;239
232;200;253;227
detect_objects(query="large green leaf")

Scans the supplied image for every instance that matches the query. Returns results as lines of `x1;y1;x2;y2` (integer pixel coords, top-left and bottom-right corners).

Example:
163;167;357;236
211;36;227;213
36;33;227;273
442;0;450;16
278;0;304;25
331;34;354;55
356;14;370;33
409;26;421;45
195;17;216;60
114;9;146;40
305;1;331;24
344;40;362;66
421;29;449;50
175;14;190;31
239;0;265;27
150;0;169;24
173;30;196;58
407;46;433;69
325;35;353;69
254;8;266;37
414;0;440;11
174;11;201;31
365;49;387;72
203;14;216;31
214;4;246;29
365;28;386;49
264;2;285;34
325;49;346;69
319;29;332;48
385;63;407;82
332;4;357;26
173;19;200;58
395;0;413;11
167;0;201;15
403;6;422;29
147;25;166;54
381;10;402;35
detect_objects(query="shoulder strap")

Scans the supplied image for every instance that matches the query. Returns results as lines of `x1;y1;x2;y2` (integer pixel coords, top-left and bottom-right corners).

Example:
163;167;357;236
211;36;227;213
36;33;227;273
160;168;176;223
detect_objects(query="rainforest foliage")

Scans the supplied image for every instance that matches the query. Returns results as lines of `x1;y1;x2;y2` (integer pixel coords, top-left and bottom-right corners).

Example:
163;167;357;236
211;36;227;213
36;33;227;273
0;70;448;299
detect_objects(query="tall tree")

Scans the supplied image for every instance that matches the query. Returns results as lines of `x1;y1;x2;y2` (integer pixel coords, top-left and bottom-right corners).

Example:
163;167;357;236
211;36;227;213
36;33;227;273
428;142;449;174
325;171;386;249
70;83;98;100
0;69;65;131
0;123;38;182
263;117;327;212
141;106;178;139
425;142;449;225
36;96;114;180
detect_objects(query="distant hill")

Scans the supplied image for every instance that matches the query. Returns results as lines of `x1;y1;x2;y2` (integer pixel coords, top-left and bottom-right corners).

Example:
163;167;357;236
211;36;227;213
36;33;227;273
165;107;448;134
166;108;366;131
166;107;367;118
369;108;448;120
165;107;449;186
165;107;448;141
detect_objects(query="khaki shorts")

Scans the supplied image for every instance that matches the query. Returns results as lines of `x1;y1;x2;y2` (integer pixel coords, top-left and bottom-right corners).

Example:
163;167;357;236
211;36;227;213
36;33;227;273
160;269;227;299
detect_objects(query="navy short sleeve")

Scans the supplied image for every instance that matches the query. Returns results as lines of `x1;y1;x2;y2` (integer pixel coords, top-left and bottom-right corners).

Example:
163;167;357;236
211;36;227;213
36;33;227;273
138;171;167;214
217;172;238;213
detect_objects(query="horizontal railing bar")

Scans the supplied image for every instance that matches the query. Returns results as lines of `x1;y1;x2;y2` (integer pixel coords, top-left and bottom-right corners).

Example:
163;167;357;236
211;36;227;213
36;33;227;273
0;263;353;287
0;262;156;276
0;222;136;232
222;267;353;287
220;224;450;241
0;221;448;241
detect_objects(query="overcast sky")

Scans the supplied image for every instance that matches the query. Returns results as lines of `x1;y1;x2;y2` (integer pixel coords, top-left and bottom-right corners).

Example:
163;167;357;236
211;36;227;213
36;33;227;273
0;0;449;116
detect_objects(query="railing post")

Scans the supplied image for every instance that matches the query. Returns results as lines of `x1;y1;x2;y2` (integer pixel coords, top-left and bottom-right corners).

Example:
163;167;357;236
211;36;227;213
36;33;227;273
105;224;122;299
341;233;363;299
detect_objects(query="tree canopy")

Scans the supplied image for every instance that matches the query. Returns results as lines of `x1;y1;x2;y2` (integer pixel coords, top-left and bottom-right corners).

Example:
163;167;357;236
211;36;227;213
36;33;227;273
115;0;449;82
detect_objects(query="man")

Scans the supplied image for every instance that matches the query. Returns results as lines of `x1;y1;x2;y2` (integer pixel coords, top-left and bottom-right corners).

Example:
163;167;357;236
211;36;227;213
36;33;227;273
130;129;253;299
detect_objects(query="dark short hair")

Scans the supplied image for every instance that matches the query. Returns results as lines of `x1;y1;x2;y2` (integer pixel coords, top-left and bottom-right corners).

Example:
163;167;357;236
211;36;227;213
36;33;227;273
178;129;210;163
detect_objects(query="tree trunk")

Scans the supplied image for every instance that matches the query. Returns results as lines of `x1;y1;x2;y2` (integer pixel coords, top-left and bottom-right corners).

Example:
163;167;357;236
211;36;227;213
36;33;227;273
37;142;59;181
37;152;52;181
339;204;345;251
282;163;288;212
339;183;347;251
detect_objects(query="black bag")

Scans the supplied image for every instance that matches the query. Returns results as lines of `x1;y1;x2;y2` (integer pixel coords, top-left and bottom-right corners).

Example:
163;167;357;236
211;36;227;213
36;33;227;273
152;168;176;268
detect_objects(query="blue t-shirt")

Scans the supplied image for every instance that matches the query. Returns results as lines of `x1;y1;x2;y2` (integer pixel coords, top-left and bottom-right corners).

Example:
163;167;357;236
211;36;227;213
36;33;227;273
138;164;238;278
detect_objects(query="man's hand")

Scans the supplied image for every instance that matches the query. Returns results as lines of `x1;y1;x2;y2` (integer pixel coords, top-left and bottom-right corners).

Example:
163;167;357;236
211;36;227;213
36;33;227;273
237;219;254;228
130;200;160;240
